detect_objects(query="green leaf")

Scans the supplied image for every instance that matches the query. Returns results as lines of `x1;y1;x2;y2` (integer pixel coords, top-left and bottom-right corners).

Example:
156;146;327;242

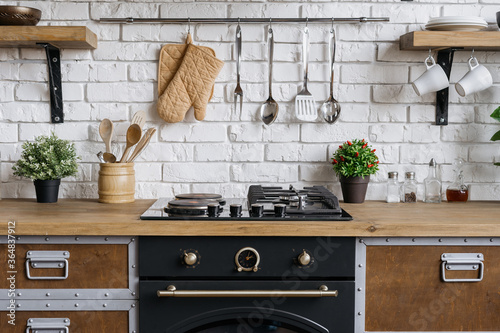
491;130;500;141
495;162;500;166
491;107;500;122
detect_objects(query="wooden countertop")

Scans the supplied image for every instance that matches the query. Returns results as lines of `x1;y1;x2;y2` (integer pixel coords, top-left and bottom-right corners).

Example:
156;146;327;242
1;199;499;237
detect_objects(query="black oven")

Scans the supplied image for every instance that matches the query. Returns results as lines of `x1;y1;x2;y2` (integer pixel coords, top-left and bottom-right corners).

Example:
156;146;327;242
139;236;355;333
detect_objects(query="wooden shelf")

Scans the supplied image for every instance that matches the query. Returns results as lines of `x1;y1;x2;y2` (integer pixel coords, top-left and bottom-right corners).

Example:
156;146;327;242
400;31;500;51
0;26;97;49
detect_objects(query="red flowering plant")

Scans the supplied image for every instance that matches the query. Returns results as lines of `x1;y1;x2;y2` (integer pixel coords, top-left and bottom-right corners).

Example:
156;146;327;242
331;139;379;178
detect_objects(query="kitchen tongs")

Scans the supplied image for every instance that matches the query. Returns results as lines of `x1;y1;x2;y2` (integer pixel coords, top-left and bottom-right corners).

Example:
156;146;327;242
233;23;243;113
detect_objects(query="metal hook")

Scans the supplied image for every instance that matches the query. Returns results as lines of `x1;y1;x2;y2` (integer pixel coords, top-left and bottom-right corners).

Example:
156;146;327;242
428;48;432;57
331;17;334;33
306;17;309;28
269;17;272;31
188;17;191;34
237;17;241;28
471;48;475;58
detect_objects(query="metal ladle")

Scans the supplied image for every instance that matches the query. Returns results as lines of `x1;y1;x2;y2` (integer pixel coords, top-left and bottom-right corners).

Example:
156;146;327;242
260;22;279;125
320;26;341;124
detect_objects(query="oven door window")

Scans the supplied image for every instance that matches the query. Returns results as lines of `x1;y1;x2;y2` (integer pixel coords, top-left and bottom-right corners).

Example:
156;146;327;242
192;319;307;332
168;308;329;333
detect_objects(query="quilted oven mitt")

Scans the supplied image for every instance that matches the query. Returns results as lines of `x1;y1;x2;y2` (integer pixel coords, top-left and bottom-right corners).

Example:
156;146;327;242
157;34;224;123
157;34;215;98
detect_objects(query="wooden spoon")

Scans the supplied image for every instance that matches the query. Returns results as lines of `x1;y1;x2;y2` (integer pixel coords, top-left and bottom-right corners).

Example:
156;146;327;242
127;128;156;162
99;118;114;153
119;124;142;163
103;152;117;163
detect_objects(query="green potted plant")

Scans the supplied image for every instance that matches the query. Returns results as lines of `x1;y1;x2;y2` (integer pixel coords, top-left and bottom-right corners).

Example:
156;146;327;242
491;107;500;166
12;133;79;203
331;139;379;203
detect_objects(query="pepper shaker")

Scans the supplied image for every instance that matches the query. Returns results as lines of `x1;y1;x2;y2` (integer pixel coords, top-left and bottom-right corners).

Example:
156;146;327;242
402;171;417;203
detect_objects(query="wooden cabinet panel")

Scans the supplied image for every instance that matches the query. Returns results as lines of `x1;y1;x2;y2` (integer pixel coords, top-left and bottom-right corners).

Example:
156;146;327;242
0;244;128;289
366;246;500;331
0;311;128;332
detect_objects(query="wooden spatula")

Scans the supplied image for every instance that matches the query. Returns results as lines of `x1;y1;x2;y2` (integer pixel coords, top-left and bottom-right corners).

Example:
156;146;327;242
127;128;156;163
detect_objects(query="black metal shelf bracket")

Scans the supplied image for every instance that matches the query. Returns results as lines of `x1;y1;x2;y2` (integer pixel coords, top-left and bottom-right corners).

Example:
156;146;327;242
435;47;463;126
38;43;64;123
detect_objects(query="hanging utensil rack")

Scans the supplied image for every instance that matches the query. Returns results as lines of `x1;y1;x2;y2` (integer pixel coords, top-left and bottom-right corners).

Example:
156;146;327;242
98;17;389;24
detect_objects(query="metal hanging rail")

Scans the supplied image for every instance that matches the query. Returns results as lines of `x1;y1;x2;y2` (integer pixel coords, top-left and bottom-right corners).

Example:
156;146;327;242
99;17;389;24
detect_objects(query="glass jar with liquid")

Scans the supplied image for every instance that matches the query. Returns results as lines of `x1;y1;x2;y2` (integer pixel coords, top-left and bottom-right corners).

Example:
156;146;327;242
446;158;468;202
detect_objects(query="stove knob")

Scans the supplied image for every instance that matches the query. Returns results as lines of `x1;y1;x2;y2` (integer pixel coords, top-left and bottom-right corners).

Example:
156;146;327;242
274;204;286;217
230;204;242;217
297;250;311;266
251;204;264;217
184;252;198;266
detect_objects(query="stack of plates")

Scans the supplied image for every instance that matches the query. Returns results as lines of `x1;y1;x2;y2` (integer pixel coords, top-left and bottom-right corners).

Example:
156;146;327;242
425;16;488;31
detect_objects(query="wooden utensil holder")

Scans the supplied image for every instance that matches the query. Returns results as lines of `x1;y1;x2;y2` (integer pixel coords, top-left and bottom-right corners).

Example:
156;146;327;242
98;163;135;203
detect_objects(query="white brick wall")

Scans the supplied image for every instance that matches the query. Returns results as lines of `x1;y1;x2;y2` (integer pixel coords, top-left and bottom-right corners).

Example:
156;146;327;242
1;0;500;201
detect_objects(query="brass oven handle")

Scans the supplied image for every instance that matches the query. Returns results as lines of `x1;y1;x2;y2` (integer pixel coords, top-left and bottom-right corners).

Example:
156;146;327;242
157;285;338;298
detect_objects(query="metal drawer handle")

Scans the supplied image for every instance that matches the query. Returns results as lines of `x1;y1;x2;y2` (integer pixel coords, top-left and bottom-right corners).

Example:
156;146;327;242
157;285;338;298
26;251;70;280
26;318;70;333
441;253;484;282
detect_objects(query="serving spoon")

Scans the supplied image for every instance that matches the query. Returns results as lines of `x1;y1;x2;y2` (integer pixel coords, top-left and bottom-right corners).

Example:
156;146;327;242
260;25;279;125
119;124;142;163
320;27;341;124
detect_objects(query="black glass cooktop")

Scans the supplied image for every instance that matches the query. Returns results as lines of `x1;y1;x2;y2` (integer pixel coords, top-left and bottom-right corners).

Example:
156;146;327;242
140;198;352;221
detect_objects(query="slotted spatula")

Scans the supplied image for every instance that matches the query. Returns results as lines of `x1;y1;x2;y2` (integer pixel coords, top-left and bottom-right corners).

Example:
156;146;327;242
295;26;317;121
131;110;146;129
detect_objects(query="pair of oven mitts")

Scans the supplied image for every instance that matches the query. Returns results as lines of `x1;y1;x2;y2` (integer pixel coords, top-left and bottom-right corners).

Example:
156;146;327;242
157;33;224;123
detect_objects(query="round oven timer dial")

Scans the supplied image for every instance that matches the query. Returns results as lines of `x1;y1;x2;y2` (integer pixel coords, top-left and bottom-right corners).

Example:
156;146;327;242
235;247;260;272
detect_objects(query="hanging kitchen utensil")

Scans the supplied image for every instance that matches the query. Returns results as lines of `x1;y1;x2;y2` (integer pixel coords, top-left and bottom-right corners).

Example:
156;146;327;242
131;110;146;129
260;19;279;125
119;124;142;163
295;20;317;121
320;24;341;124
99;118;114;154
233;20;243;113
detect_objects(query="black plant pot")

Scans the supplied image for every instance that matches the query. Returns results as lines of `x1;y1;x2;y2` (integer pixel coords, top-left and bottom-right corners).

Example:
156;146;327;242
340;175;370;203
34;179;61;203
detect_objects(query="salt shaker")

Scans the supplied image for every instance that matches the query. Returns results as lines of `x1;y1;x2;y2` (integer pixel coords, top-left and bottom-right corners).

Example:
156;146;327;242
402;171;417;203
386;171;400;203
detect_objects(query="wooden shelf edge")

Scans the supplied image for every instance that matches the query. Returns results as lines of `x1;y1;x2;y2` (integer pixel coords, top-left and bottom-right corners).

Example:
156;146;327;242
400;31;500;51
0;26;97;49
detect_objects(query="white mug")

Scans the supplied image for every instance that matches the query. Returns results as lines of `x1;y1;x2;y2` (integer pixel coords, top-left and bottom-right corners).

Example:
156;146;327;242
455;56;492;97
412;55;449;96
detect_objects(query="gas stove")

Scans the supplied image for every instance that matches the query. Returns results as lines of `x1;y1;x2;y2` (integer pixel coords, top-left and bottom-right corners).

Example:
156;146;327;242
140;185;352;221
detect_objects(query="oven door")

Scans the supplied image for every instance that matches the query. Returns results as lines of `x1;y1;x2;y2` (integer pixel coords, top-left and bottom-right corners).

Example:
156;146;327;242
140;280;354;333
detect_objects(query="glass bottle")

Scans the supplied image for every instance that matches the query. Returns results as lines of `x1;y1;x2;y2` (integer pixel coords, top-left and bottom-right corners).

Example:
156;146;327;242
386;171;400;203
424;158;442;203
402;171;417;203
446;159;469;202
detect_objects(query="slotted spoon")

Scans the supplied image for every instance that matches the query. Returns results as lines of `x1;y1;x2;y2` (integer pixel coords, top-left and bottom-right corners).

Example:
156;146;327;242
295;26;317;121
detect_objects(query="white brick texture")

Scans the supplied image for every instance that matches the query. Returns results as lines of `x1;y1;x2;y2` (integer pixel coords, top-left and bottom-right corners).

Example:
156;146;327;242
1;0;499;201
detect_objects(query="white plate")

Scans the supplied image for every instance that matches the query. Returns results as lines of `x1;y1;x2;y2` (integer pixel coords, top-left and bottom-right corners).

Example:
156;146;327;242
425;22;487;28
426;21;487;26
425;24;488;32
428;16;487;24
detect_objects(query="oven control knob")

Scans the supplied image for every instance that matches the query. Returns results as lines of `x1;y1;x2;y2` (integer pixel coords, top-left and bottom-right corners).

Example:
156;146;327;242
297;250;311;266
183;252;198;266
